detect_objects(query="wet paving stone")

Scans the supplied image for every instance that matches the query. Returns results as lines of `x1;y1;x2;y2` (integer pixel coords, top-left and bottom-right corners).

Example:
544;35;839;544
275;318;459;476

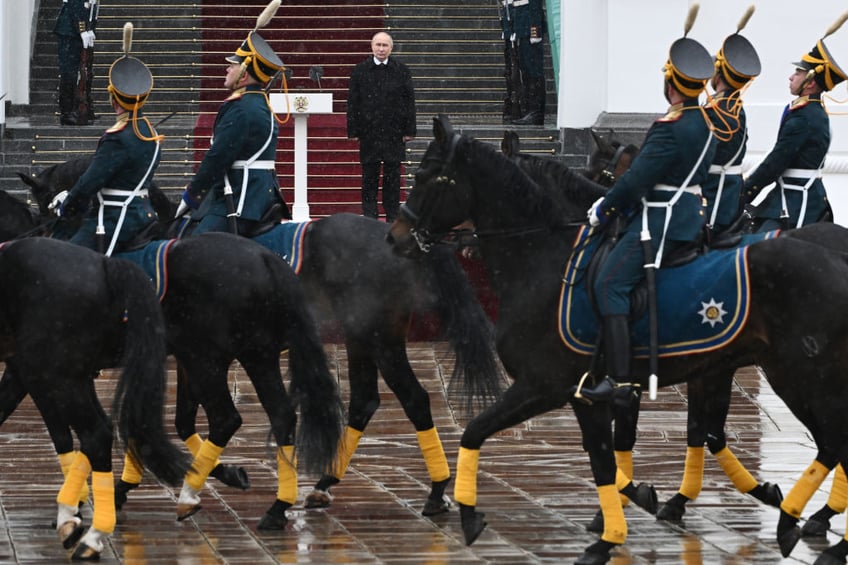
0;347;842;563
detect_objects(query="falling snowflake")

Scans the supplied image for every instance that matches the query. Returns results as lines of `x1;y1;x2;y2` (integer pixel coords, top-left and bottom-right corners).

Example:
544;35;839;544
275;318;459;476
698;298;727;328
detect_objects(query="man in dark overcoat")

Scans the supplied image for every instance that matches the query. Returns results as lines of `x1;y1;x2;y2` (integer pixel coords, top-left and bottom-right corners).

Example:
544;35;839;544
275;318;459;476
347;31;416;222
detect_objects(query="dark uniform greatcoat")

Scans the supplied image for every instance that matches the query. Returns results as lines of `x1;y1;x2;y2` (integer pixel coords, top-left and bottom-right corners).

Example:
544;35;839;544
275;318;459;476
703;90;748;231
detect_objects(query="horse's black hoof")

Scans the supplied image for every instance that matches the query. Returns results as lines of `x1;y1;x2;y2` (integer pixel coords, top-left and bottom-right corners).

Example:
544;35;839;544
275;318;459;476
656;493;688;522
210;463;250;490
586;509;604;533
459;503;487;546
802;516;832;537
304;489;332;509
778;526;802;557
750;482;783;508
71;541;101;561
257;500;290;531
114;480;138;510
422;496;451;517
575;539;616;565
59;521;86;550
632;483;658;514
814;539;848;565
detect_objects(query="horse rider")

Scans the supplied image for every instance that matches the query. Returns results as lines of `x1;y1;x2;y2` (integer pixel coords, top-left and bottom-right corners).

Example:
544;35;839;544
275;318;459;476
50;23;161;257
176;27;289;235
743;23;847;232
579;23;717;403
703;13;761;239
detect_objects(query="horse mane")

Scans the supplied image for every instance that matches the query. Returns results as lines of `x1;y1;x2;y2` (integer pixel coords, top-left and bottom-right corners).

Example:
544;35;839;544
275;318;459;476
462;136;590;228
513;153;608;208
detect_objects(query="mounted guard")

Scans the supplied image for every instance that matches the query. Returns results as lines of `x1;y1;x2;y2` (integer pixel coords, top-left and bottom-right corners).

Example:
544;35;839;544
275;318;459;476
50;22;162;257
177;0;291;236
743;11;848;231
579;3;716;403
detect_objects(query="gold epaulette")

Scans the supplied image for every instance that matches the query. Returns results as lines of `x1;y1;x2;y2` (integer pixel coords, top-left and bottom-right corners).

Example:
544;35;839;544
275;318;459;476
789;95;820;110
105;114;130;133
657;103;684;122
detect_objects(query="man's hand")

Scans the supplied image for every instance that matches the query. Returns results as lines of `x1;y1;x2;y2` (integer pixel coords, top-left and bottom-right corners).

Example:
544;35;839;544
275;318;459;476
587;196;607;227
80;30;96;48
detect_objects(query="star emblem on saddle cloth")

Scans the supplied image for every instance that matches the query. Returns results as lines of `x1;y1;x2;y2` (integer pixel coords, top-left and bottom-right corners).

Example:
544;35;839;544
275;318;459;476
698;298;727;328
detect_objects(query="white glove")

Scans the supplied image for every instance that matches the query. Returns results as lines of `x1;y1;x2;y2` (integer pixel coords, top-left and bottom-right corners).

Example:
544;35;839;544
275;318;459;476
175;199;190;219
530;37;542;44
509;33;516;42
49;190;69;215
80;30;96;48
587;196;605;227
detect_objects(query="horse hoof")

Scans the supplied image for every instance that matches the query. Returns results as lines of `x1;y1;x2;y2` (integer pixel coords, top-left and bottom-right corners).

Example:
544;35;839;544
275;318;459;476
815;539;848;565
459;504;487;546
176;503;202;521
586;509;604;533
778;526;802;558
59;521;86;550
114;480;139;510
753;482;783;508
802;517;832;537
575;539;616;565
304;489;331;509
656;493;687;522
632;483;658;514
210;463;250;490
422;495;451;517
71;542;100;561
257;512;288;531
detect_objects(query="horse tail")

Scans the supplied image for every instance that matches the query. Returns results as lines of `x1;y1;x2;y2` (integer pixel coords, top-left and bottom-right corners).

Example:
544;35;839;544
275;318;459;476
266;254;343;475
106;258;191;486
421;245;504;413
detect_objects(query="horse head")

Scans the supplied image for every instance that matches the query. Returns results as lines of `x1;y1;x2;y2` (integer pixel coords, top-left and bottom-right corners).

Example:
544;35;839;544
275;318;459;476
586;130;638;187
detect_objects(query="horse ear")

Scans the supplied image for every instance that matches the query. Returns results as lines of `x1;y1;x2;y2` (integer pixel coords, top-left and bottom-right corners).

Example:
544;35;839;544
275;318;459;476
590;130;613;154
433;114;453;145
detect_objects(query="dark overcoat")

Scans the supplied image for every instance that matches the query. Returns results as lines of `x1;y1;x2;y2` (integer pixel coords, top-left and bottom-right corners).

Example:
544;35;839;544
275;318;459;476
347;56;416;164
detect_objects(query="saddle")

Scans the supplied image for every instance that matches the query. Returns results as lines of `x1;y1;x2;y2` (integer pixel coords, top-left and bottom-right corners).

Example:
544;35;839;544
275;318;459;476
238;203;285;238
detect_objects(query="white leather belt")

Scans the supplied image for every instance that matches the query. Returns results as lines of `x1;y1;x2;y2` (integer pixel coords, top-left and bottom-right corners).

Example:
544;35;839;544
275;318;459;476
652;184;702;195
100;188;149;198
708;165;743;175
231;160;275;169
781;168;822;180
513;0;529;6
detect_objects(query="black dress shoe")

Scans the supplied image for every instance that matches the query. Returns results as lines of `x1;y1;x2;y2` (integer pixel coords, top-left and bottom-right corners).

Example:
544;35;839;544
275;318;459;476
511;111;544;126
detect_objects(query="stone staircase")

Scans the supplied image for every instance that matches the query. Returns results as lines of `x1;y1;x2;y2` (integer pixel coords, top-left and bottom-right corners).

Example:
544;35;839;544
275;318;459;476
1;0;563;218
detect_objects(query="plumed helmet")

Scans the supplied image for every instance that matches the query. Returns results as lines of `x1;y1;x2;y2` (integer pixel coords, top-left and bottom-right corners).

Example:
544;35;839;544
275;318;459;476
226;0;285;85
662;4;714;98
714;6;761;90
792;11;848;91
108;22;153;110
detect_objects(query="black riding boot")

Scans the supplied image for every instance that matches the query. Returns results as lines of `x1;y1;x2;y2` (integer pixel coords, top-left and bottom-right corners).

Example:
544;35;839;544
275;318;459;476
512;76;545;125
58;80;82;126
580;315;632;403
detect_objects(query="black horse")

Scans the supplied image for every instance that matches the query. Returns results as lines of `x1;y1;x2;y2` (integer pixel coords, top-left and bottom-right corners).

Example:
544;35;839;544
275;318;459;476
6;173;502;518
388;115;848;564
503;131;783;528
0;237;191;559
0;224;346;533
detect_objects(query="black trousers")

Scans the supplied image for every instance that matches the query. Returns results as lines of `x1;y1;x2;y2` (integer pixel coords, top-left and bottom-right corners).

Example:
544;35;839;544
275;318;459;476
361;160;401;221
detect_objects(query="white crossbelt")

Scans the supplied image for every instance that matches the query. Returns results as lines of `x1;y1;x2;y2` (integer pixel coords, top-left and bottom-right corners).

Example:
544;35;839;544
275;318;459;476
749;165;823;228
705;133;747;228
226;111;276;218
231;160;275;169
652;184;702;195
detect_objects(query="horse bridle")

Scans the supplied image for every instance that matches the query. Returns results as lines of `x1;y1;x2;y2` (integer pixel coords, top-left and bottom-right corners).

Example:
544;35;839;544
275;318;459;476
596;143;627;187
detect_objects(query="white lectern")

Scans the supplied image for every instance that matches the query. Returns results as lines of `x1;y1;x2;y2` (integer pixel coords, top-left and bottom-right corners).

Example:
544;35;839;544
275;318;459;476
269;92;334;221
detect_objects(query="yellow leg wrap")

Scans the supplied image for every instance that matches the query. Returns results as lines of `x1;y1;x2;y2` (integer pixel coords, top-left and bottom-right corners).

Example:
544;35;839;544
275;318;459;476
615;451;633;506
184;434;204;456
454;447;480;507
827;464;848;512
598;483;627;544
276;445;298;504
417;427;450;483
185;440;225;491
91;471;116;534
679;446;705;500
120;452;144;485
58;451;90;504
331;426;363;480
714;446;757;494
781;459;829;519
57;452;91;507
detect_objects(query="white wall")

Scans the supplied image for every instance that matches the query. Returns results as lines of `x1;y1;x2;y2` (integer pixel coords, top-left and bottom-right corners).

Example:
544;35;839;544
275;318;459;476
559;0;848;225
0;0;36;107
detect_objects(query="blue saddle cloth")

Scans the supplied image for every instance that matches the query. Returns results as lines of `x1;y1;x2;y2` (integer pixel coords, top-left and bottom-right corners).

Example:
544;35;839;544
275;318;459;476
559;226;780;358
250;220;311;274
114;239;178;302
